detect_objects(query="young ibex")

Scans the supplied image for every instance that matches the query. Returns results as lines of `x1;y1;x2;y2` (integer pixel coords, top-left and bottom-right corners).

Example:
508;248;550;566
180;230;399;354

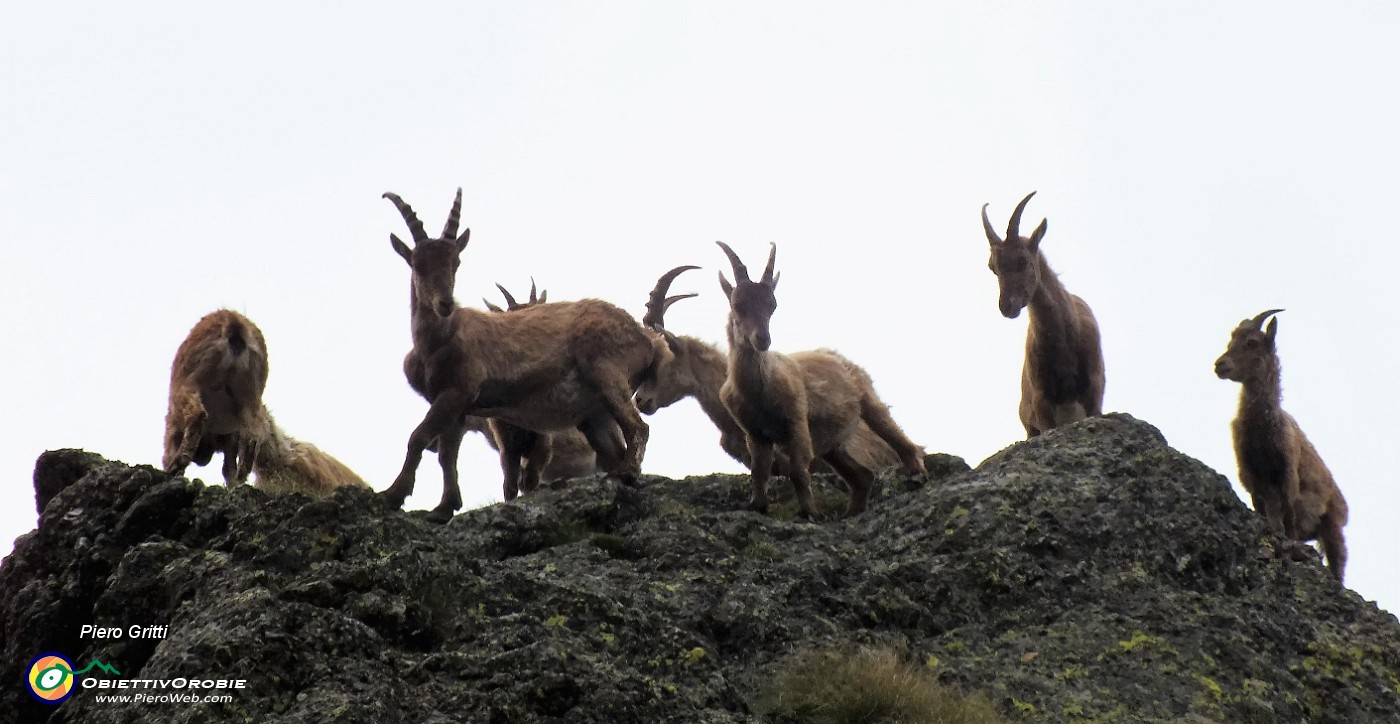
1214;309;1348;581
163;309;269;484
636;271;920;475
983;191;1105;437
164;310;368;497
716;242;926;519
381;189;663;520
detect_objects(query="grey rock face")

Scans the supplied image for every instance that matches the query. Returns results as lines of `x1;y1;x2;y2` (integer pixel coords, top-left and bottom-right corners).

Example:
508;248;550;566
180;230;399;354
2;415;1397;723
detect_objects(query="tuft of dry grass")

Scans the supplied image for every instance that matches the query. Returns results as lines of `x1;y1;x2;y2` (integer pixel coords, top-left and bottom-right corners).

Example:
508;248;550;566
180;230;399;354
756;646;1008;724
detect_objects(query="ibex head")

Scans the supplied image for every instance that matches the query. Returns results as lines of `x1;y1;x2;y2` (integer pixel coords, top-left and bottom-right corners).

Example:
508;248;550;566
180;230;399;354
1215;309;1283;383
717;241;779;352
635;265;699;414
384;189;471;319
983;191;1049;319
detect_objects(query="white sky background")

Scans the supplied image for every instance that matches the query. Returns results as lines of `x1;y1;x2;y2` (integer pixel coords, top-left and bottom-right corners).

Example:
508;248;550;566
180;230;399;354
3;3;1397;612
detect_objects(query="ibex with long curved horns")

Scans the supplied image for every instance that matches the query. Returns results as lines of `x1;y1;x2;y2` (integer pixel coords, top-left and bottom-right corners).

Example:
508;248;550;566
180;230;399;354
716;242;926;520
636;270;923;477
983;191;1105;437
1215;309;1348;581
381;189;666;520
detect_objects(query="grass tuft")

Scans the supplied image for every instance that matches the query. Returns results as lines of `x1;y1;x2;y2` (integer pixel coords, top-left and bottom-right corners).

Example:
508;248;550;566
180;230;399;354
755;645;1008;724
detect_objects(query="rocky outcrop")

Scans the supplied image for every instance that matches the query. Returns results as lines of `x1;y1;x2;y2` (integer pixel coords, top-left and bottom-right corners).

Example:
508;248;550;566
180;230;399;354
2;415;1397;723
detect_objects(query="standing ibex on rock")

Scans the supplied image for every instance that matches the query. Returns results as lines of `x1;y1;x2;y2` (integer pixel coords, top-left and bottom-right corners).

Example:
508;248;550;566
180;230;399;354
716;242;926;519
164;310;368;497
381;189;664;521
473;281;604;499
1215;309;1348;581
983;191;1105;437
637;271;921;476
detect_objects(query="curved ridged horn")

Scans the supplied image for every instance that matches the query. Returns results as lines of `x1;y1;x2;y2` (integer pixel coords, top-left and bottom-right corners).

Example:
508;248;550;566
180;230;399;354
1007;191;1037;242
1251;308;1285;329
442;188;464;239
382;192;428;243
981;203;1002;245
760;242;777;283
527;277;540;305
643;265;700;329
495;283;519;310
716;241;750;283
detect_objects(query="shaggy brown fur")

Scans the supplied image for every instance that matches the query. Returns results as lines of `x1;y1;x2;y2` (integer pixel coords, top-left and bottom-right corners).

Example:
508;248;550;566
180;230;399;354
249;408;371;498
715;242;926;519
983;192;1105;438
477;281;604;499
635;308;920;475
164;310;368;498
163;309;269;484
1215;309;1349;581
382;189;664;521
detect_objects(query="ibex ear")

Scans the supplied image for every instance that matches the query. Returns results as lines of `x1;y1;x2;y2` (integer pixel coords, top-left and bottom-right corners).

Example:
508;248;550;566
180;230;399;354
391;234;413;265
770;271;781;289
483;299;504;313
1264;318;1278;346
663;329;683;355
1028;219;1048;251
719;272;733;297
456;228;471;253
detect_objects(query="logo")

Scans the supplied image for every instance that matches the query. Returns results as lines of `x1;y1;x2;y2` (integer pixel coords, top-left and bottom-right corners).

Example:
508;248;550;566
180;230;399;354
25;653;122;705
26;652;75;704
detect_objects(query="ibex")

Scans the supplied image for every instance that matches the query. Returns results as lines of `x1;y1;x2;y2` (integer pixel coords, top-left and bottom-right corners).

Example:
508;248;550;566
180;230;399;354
246;408;371;497
636;271;921;476
983;191;1105;437
1215;309;1348;581
474;280;606;499
381;189;663;521
716;242;926;519
163;309;269;484
164;310;368;497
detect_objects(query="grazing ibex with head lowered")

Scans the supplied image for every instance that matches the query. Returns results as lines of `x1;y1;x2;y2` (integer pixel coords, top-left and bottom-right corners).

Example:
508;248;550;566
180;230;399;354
715;242;926;520
164;309;368;497
1215;309;1348;581
636;270;922;476
381;189;665;521
163;309;269;484
983;191;1105;437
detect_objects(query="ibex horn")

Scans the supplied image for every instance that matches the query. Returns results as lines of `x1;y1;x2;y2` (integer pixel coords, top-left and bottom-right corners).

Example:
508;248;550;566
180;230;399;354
382;192;428;244
644;265;700;330
981;203;1002;245
495;283;519;310
716;241;750;283
442;188;463;240
1251;309;1285;329
1007;191;1037;242
760;242;777;284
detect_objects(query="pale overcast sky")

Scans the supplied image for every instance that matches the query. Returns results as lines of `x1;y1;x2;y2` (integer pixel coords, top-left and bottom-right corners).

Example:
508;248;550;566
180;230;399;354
4;3;1397;612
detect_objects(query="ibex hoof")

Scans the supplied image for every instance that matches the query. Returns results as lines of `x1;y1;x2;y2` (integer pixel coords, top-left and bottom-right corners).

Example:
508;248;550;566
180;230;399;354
425;506;454;524
747;499;769;516
378;490;407;511
605;472;639;487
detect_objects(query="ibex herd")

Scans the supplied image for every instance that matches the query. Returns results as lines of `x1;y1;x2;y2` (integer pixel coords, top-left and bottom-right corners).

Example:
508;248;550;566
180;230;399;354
158;189;1350;581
